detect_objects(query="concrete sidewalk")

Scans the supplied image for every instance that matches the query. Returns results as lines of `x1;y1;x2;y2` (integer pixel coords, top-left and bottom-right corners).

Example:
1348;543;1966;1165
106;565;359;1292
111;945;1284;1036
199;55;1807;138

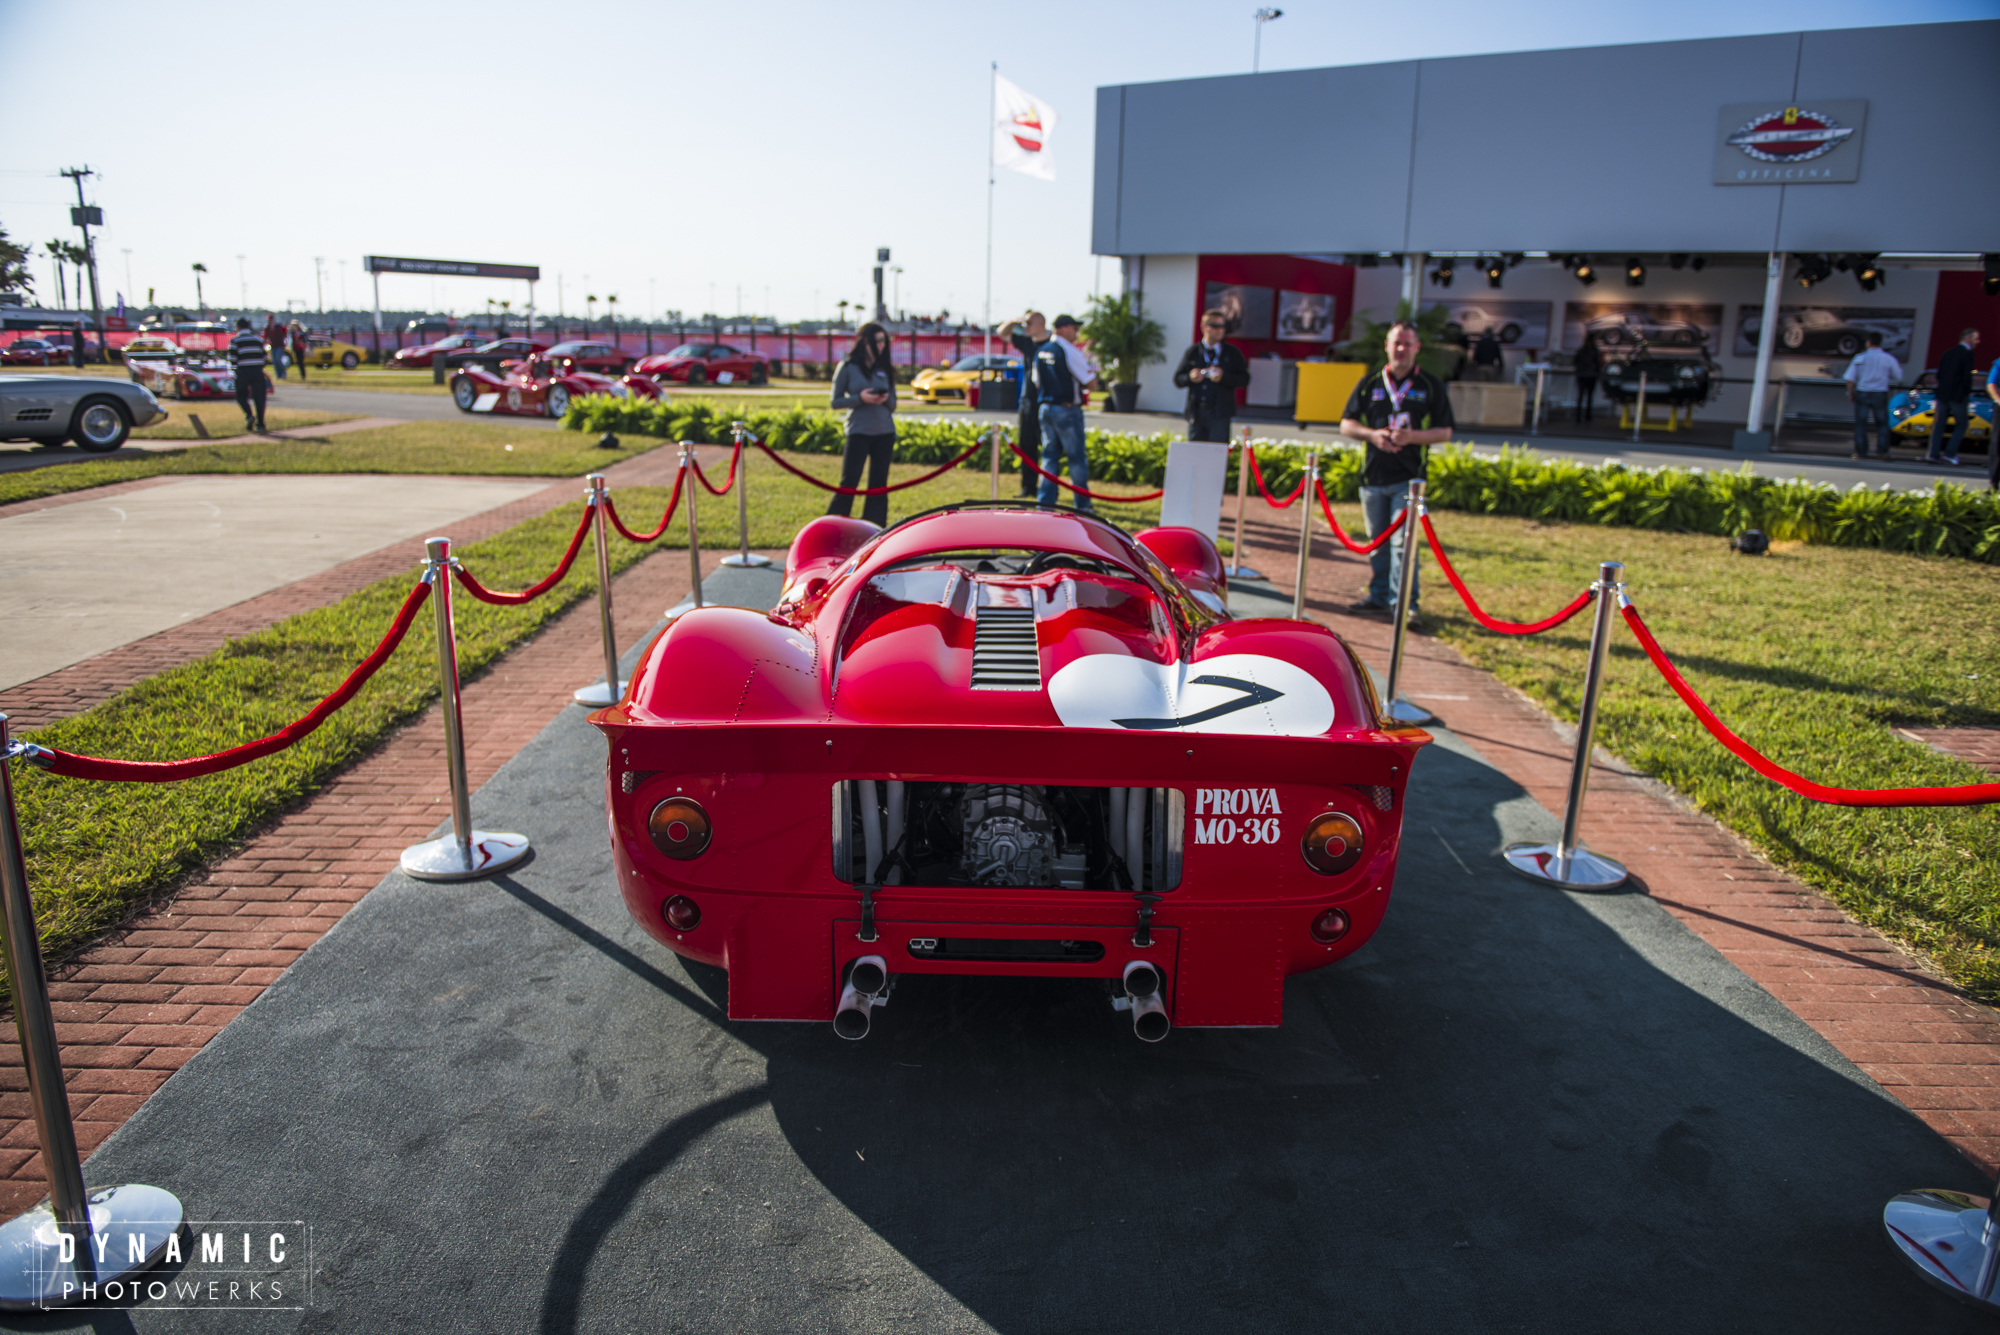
10;562;1986;1330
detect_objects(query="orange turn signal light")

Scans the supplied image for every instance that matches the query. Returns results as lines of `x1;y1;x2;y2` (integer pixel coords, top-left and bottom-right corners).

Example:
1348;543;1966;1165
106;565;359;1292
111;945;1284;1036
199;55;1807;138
648;797;711;860
1301;811;1364;876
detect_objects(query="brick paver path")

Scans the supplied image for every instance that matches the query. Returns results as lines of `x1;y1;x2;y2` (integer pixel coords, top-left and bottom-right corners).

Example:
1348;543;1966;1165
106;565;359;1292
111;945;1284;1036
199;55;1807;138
197;416;405;446
1901;727;2000;779
4;481;1995;1210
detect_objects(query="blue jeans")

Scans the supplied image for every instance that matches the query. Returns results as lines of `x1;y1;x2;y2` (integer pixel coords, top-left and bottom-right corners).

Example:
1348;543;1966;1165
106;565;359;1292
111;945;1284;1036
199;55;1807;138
1851;390;1889;456
1359;482;1420;610
1929;397;1970;462
1037;403;1091;512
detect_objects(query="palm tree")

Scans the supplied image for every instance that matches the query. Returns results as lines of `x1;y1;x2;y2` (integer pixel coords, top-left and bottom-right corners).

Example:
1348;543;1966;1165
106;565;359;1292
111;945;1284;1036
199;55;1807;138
584;294;597;335
191;262;208;319
837;299;850;329
605;294;618;340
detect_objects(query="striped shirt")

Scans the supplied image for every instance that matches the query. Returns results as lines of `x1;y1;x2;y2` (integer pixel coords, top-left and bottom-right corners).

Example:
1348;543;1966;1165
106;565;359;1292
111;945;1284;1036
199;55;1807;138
228;330;268;369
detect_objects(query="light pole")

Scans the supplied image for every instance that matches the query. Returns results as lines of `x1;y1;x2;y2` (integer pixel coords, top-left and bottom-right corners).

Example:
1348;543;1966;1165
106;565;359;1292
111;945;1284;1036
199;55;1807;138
1253;7;1283;73
890;266;903;320
337;258;347;311
313;256;325;314
235;254;246;312
191;262;207;319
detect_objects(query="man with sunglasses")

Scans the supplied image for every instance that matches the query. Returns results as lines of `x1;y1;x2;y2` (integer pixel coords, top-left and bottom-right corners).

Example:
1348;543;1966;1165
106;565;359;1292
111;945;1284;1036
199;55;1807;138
1172;308;1251;442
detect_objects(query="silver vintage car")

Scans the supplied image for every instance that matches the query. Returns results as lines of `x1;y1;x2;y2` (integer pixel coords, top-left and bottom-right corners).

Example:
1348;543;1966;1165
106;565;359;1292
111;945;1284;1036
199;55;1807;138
0;373;168;452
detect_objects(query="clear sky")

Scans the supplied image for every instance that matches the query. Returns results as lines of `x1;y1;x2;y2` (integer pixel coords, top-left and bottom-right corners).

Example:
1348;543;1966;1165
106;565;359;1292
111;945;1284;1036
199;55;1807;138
2;0;1990;327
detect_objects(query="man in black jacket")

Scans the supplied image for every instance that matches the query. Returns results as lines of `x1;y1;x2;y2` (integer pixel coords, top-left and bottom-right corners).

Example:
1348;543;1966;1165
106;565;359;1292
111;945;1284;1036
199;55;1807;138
1171;309;1251;442
1929;328;1981;465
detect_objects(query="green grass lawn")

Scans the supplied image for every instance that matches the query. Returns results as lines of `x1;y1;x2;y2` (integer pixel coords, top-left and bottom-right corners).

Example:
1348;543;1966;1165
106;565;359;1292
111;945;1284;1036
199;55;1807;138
131;401;354;440
1370;504;2000;1000
280;368;448;395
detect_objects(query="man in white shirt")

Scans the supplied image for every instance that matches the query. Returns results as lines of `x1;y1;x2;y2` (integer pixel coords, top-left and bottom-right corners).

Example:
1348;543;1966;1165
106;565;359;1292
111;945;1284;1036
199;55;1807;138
1842;332;1903;460
1031;314;1102;512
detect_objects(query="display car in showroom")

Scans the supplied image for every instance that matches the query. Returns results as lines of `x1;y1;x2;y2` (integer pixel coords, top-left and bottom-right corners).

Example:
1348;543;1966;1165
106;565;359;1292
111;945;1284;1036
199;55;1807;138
634;342;771;386
912;353;1020;404
1891;371;1994;444
590;503;1430;1041
0;372;165;450
1599;351;1717;407
442;338;549;374
448;352;660;418
2;336;71;366
388;333;489;369
126;349;235;399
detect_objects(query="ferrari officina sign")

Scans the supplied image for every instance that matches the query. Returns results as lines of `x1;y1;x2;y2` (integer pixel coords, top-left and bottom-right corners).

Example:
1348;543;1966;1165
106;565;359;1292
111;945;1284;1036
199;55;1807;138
1713;99;1867;185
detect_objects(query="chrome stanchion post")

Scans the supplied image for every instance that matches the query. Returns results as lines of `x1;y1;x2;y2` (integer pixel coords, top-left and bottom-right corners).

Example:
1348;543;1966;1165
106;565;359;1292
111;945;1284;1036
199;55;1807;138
1885;1172;2000;1314
1379;480;1435;726
989;423;1001;501
1225;424;1264;580
1291;449;1318;619
572;477;623;708
0;715;182;1308
1502;561;1629;889
1531;365;1547;436
1631;371;1648;443
719;422;772;569
400;539;530;882
683;445;704;609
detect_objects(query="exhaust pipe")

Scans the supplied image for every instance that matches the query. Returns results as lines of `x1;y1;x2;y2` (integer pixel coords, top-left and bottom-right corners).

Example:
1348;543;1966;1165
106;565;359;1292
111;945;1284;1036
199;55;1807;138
834;955;889;1040
1122;960;1161;999
1131;992;1170;1043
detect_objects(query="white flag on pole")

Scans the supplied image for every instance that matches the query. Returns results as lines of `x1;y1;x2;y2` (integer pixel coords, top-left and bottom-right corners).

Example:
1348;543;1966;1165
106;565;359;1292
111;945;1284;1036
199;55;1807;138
994;74;1057;181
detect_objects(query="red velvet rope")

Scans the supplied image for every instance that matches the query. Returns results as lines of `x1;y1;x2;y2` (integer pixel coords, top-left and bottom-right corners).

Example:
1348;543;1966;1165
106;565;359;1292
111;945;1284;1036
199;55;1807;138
1245;449;1307;508
688;439;741;496
1621;603;2000;807
451;505;595;606
37;581;434;783
1009;443;1164;503
1312;479;1407;555
602;467;685;543
1420;514;1596;635
756;438;984;495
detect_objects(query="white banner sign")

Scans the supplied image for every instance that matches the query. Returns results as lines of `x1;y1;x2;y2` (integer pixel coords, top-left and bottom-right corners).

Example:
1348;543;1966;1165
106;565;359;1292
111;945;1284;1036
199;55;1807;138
994;74;1057;181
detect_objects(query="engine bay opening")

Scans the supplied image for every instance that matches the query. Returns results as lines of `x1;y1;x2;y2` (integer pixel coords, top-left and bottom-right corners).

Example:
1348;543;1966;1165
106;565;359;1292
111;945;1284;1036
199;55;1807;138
832;780;1184;893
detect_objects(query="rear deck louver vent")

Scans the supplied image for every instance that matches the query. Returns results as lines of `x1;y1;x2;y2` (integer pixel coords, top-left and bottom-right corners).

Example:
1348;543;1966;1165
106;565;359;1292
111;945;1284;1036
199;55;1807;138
971;605;1040;691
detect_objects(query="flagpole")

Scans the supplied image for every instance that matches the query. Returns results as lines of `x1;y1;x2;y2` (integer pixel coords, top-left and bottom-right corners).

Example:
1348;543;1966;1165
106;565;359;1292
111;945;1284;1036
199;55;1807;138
983;60;995;362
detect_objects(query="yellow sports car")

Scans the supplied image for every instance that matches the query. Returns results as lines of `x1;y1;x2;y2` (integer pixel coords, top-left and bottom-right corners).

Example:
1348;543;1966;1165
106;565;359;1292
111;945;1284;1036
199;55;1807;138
298;334;367;370
911;352;1019;404
120;335;183;362
1890;372;1994;442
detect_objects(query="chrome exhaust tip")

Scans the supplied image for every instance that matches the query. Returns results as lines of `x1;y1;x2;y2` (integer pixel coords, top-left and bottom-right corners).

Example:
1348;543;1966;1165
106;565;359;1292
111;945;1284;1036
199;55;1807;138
1131;992;1170;1043
849;955;888;997
1122;959;1161;998
833;982;874;1041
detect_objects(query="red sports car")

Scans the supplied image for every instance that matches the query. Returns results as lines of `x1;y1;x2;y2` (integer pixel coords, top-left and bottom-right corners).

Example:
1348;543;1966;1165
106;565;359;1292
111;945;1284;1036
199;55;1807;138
128;350;236;399
3;337;71;366
633;341;771;386
388;333;489;369
543;340;635;376
448;352;660;418
591;505;1428;1042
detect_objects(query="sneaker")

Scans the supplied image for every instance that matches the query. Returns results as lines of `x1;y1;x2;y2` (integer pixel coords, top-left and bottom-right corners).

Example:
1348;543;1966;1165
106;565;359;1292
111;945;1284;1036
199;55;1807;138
1405;609;1426;632
243;418;256;433
1345;599;1391;616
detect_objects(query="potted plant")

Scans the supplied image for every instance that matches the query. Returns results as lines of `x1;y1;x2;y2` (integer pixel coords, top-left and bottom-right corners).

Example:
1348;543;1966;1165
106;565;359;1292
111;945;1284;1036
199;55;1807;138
1079;292;1165;414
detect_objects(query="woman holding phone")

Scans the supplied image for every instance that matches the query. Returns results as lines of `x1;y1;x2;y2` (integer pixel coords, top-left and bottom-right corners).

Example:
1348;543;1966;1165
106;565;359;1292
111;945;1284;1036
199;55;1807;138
828;322;899;526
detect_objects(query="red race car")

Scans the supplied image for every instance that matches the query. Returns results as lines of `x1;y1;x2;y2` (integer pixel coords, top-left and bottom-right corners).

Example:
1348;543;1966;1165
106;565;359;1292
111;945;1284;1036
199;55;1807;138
448;352;660;418
388;333;489;369
591;505;1429;1042
3;337;71;366
543;340;634;376
633;341;771;386
128;350;237;399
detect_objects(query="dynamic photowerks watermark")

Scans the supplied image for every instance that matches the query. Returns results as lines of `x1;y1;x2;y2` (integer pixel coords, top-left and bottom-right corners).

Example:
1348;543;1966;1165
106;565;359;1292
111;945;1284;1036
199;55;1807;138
29;1219;309;1312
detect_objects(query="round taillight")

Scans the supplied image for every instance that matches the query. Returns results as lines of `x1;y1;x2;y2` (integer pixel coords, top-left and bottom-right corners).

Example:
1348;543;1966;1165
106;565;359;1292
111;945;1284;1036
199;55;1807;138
662;895;700;932
1310;907;1351;944
648;797;711;860
1301;811;1364;875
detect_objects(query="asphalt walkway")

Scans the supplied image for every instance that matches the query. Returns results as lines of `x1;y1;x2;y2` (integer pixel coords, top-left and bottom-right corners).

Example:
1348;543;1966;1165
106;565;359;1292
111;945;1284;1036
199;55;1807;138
6;560;1988;1329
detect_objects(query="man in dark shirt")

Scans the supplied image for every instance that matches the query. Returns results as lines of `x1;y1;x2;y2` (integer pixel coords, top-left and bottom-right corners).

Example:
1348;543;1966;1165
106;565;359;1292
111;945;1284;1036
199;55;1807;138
997;310;1048;496
1929;328;1981;465
1338;321;1456;620
1171;308;1251;441
228;318;270;432
70;326;85;368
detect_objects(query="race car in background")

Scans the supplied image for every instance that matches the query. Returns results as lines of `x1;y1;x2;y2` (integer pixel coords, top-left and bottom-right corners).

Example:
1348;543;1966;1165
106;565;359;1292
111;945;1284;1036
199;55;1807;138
543;340;635;377
634;342;772;386
447;352;661;419
443;338;550;374
388;333;489;369
590;503;1429;1041
911;353;1019;404
1890;370;1995;444
297;334;367;370
2;337;71;366
127;350;236;399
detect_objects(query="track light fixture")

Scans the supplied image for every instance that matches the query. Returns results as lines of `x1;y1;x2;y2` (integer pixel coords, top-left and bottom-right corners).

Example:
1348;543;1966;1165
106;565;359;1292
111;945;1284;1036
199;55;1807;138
1560;254;1576;271
1795;253;1833;288
1985;254;2000;297
1429;258;1455;288
1690;255;1707;272
1668;254;1689;270
1625;257;1646;287
1854;255;1884;292
1572;258;1597;286
1483;256;1505;288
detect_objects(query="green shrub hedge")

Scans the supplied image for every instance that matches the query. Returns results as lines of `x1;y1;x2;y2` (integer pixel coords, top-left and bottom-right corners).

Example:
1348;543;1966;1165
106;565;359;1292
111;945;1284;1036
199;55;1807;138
563;397;2000;563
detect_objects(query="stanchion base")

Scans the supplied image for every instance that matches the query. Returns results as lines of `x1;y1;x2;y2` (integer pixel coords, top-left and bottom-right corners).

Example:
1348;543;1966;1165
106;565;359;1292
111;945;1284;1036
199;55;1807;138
1384;698;1435;725
719;553;773;568
400;831;530;882
1223;565;1264;581
571;680;625;707
1884;1189;2000;1313
0;1183;183;1310
1501;842;1629;890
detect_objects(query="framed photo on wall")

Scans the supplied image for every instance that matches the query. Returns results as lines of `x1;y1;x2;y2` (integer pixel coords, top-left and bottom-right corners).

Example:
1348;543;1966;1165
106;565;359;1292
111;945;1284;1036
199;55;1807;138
1562;302;1725;354
1419;299;1552;348
1277;291;1336;341
1204;282;1274;340
1732;305;1916;360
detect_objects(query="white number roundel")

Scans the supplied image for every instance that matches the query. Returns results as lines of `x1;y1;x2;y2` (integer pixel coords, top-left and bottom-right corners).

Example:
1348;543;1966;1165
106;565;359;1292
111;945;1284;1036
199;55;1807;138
1047;653;1336;736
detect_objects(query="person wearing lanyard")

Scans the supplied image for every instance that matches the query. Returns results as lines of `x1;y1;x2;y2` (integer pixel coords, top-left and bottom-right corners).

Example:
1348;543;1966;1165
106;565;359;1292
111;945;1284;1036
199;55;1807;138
1338;321;1455;623
1172;308;1251;442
